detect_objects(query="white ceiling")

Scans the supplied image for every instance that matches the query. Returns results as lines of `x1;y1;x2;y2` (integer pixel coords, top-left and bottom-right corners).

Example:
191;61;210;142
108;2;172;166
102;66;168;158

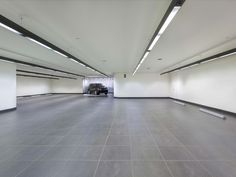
140;0;236;73
0;0;236;76
0;0;171;76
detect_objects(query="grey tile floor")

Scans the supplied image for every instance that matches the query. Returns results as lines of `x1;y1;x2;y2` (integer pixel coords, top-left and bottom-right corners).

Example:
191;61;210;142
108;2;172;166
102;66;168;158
0;94;236;177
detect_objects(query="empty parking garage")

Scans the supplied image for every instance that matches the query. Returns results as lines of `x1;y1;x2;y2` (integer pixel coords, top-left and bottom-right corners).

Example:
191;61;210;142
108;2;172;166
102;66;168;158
0;0;236;177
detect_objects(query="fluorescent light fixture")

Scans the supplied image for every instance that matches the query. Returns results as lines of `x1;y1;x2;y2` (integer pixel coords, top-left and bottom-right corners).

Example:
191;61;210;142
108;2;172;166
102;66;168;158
218;51;236;59
70;58;79;63
148;6;180;51
2;60;14;64
182;63;199;70
161;48;236;75
201;51;236;64
87;67;96;72
79;63;86;67
132;70;137;76
201;58;217;64
19;63;30;67
140;51;150;64
0;22;21;35
53;50;68;58
148;35;161;50
26;37;52;50
133;5;182;76
158;6;180;35
133;51;149;75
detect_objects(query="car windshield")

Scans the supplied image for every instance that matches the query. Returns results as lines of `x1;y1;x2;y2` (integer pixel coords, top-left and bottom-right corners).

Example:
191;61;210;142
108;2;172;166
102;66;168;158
89;83;103;88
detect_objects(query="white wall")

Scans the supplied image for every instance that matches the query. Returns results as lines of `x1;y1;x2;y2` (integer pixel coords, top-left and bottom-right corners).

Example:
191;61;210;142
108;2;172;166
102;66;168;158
51;78;83;93
0;61;16;111
170;56;236;113
17;76;51;96
114;73;169;97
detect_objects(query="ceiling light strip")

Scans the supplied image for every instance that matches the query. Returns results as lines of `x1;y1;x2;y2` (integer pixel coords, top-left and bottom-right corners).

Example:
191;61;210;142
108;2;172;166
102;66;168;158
26;37;52;50
0;15;107;76
0;56;85;77
0;22;21;35
17;74;59;80
17;69;77;80
160;48;236;75
132;0;185;75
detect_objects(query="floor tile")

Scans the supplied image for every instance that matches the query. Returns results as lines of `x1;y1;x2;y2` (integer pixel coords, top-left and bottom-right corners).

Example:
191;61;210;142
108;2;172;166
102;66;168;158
131;135;156;146
79;135;107;145
8;146;50;161
0;95;236;177
56;161;97;177
0;160;31;177
186;145;236;160
17;161;65;177
167;161;212;177
70;146;103;160
95;161;132;177
131;146;162;161
39;146;77;161
106;135;130;146
201;161;236;177
133;161;172;177
159;146;194;160
110;127;129;135
153;133;183;146
57;135;82;145
101;146;131;160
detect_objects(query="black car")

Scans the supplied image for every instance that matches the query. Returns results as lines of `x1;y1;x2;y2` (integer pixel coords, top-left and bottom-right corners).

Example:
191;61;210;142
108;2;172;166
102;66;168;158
87;83;108;95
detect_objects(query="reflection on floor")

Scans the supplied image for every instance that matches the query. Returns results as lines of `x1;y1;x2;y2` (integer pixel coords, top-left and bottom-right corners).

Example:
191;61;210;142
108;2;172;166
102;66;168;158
0;94;236;177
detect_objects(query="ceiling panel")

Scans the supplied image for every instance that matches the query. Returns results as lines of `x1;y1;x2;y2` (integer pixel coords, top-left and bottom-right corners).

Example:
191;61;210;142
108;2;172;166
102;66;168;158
140;0;236;73
0;0;171;75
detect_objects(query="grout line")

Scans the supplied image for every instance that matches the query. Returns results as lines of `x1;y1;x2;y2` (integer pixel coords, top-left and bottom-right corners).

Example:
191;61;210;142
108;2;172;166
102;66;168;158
126;105;135;177
13;128;75;177
145;114;176;177
14;100;102;177
3;159;236;162
165;126;214;177
92;105;116;177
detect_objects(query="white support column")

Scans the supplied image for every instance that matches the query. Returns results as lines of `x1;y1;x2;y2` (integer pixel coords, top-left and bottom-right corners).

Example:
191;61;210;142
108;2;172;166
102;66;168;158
0;60;16;111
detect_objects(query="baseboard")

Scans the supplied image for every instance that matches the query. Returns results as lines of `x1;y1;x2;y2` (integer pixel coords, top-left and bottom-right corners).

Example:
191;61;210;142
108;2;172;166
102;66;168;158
0;107;17;113
17;93;52;98
170;97;236;116
17;93;84;98
114;96;169;99
52;93;84;94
